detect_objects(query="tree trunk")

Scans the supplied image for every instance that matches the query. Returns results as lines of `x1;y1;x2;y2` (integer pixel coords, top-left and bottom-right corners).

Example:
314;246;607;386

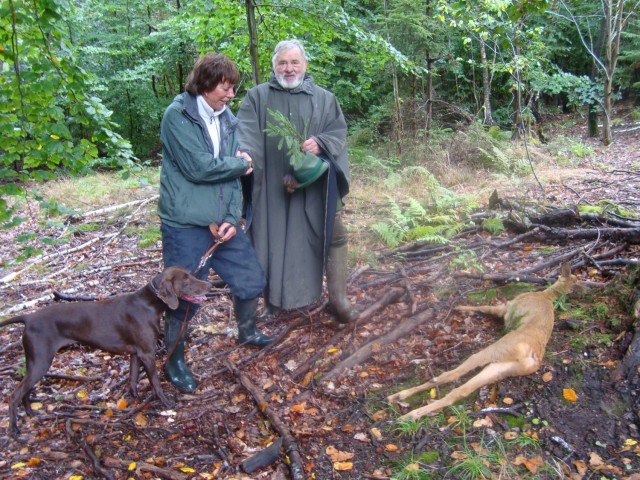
479;37;494;126
245;0;261;86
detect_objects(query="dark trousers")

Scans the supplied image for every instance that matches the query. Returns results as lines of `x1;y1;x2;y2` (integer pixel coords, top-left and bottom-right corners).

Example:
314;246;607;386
161;223;266;321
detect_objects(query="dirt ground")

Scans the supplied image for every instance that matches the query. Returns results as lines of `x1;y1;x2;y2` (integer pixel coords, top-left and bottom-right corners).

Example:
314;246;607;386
0;115;639;479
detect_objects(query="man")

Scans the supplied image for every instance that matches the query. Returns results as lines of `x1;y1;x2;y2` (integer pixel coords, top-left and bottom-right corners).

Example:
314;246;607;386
237;39;358;323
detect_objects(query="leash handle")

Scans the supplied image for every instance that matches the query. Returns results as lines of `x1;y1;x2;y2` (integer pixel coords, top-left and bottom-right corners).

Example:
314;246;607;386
195;223;224;272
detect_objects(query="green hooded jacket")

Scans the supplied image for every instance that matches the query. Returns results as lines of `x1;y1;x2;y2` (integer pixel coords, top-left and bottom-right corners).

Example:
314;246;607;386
158;92;249;228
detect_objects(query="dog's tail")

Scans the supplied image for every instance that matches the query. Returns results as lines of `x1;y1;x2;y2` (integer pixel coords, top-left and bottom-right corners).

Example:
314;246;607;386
455;304;507;317
0;316;26;329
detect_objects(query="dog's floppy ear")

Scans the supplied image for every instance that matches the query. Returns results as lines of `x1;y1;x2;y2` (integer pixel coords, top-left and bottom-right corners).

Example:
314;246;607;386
157;274;180;310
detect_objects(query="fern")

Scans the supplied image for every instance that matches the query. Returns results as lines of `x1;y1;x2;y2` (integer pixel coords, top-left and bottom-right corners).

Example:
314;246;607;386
482;216;505;235
405;224;449;244
371;222;404;247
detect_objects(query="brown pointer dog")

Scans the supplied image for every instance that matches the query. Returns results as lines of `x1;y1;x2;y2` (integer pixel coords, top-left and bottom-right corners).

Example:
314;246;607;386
0;266;211;436
388;263;578;420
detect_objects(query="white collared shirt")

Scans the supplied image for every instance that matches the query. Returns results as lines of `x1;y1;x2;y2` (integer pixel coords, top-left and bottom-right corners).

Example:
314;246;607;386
197;95;225;158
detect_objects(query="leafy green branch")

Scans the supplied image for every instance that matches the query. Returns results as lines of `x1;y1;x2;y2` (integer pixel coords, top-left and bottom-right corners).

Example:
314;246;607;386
264;109;309;167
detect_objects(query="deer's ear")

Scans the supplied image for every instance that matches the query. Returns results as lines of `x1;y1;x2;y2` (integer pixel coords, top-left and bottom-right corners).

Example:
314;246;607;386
559;262;571;278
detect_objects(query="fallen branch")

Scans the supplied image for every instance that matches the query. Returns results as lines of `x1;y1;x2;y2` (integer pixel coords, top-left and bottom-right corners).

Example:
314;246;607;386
321;306;434;381
102;456;188;480
291;287;405;383
224;358;305;480
80;196;159;218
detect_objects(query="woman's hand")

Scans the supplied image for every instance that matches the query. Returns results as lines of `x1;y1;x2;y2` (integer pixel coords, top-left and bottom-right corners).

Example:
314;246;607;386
217;222;237;242
236;150;253;175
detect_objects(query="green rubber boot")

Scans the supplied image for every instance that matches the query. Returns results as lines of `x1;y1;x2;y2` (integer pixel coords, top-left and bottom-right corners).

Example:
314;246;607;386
234;297;274;347
326;244;359;324
164;314;197;393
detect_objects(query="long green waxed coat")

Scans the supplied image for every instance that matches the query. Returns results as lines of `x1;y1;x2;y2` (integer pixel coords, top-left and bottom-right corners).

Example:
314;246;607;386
237;74;351;310
158;92;249;228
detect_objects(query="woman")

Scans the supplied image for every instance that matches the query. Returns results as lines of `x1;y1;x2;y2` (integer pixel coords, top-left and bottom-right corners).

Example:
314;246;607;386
158;53;272;393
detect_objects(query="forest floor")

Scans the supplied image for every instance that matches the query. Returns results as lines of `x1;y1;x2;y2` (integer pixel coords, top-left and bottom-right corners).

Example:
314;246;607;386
0;111;640;480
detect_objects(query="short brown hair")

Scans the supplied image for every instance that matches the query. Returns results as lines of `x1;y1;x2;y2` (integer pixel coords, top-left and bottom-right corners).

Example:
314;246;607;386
185;53;239;95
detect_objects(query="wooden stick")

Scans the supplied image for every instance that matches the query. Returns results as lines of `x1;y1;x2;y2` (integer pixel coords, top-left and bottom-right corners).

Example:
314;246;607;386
224;358;305;480
321;306;434;381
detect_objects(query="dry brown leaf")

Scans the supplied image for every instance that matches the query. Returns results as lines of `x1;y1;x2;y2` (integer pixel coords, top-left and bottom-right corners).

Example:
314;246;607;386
450;451;468;460
504;431;518;440
573;459;588;475
133;414;148;427
563;388;578;402
290;402;306;413
333;461;353;471
542;371;554;382
326;446;354;462
513;454;544;473
372;410;386;421
384;444;399;452
589;452;604;466
473;417;493;428
301;371;314;387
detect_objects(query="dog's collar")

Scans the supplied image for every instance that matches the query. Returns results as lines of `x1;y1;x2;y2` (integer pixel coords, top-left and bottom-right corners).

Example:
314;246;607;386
148;276;161;297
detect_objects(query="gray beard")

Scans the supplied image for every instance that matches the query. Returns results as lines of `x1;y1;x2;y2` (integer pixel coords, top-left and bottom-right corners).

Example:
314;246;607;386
275;72;304;90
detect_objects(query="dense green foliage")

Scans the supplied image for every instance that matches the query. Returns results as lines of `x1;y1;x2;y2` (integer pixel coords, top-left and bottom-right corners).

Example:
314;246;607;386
1;0;639;224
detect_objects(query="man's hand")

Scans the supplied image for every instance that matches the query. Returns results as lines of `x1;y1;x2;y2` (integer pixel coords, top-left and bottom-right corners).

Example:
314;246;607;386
301;138;321;156
218;222;237;242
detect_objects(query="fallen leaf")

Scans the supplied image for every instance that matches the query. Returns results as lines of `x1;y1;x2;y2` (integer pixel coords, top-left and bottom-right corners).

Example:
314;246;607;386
451;451;468;460
326;347;339;354
370;427;383;440
473;417;493;428
502;397;514;404
284;359;298;371
133;414;148;427
573;459;588;475
513;455;544;473
384;444;399;452
504;431;518;440
326;446;354;462
116;399;127;409
405;463;420;471
26;458;41;467
290;402;306;413
542;371;553;382
598;360;616;367
563;388;578;402
589;452;604;466
354;433;369;442
301;371;314;387
128;462;136;471
372;410;386;421
430;388;437;399
333;461;353;471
